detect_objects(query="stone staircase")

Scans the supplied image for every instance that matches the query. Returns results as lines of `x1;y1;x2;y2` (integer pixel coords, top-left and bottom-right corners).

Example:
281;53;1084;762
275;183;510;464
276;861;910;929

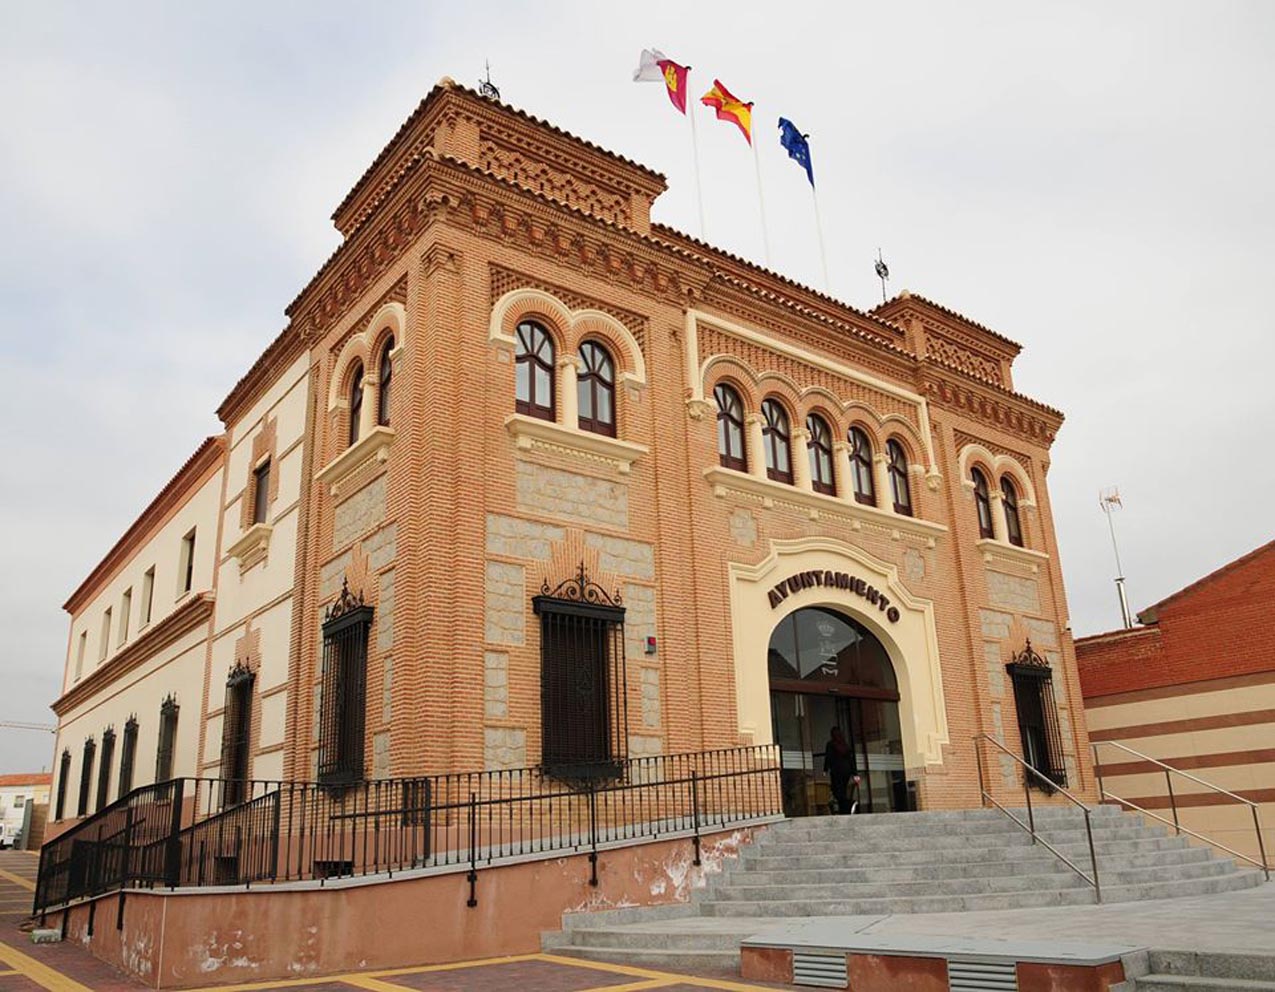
545;806;1265;973
1131;950;1275;991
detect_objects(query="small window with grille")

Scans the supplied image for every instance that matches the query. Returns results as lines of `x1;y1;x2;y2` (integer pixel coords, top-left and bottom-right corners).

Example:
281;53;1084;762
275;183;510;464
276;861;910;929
155;695;179;782
220;664;255;807
1007;641;1067;790
533;565;627;780
319;580;372;787
118;717;138;799
55;750;71;820
96;727;115;813
77;738;96;817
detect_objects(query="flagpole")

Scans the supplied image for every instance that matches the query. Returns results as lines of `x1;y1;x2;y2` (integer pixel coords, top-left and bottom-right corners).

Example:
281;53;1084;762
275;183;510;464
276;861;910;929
810;183;830;294
686;74;708;241
752;137;772;267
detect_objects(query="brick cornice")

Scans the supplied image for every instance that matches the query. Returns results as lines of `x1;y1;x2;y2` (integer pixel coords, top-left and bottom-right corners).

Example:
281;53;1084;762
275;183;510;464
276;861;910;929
53;592;215;716
63;437;224;614
921;364;1064;445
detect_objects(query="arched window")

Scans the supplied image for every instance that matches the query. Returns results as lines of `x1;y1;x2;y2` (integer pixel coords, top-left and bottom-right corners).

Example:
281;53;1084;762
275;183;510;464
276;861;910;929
806;414;835;495
577;341;616;437
1001;476;1024;547
377;336;394;427
761;399;792;484
887;440;912;516
714;383;746;471
515;321;555;421
848;426;876;506
348;363;364;446
972;467;994;539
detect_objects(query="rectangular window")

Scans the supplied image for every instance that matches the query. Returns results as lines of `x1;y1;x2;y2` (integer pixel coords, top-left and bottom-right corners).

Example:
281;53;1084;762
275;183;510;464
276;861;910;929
252;460;271;525
178;529;196;596
141;567;155;625
95;728;115;812
55;751;71;820
77;739;96;817
318;595;373;786
533;575;627;780
155;697;179;782
219;666;255;807
118;719;138;799
1008;653;1067;790
119;589;132;645
75;632;87;681
99;609;111;661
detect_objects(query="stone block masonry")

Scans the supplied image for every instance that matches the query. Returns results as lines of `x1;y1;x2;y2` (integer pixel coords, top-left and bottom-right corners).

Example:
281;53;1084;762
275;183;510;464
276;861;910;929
484;651;509;719
484;727;526;770
485;561;526;646
986;569;1041;614
333;475;387;550
485;513;564;560
623;583;656;660
515;461;628;529
585;533;654;579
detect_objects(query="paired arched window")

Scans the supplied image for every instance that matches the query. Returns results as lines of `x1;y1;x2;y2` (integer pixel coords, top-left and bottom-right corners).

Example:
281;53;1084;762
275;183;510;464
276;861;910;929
972;468;994;539
577;341;616;436
806;414;835;495
848;427;876;506
761;399;792;484
377;336;394;427
887;440;912;516
1001;476;1024;547
348;363;364;446
715;383;747;471
515;320;555;421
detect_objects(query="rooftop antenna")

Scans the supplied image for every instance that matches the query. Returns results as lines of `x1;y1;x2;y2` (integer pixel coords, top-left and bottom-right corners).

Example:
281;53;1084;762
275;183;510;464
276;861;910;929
478;60;500;101
875;248;890;303
1099;487;1134;629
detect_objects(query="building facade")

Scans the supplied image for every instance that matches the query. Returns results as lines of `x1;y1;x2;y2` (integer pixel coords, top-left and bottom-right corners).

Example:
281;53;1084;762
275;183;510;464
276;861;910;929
1077;539;1275;864
48;78;1091;839
0;773;51;849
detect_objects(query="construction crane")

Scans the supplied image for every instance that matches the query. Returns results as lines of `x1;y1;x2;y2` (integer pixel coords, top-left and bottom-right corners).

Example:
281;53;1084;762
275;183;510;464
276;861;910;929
0;721;56;733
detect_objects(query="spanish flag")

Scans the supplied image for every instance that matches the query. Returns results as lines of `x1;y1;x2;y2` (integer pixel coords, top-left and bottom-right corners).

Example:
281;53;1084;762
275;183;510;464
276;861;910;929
701;79;753;145
633;49;690;115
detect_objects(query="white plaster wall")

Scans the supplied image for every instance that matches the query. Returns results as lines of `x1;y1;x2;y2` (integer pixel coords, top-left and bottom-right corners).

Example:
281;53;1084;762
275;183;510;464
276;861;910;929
63;468;224;695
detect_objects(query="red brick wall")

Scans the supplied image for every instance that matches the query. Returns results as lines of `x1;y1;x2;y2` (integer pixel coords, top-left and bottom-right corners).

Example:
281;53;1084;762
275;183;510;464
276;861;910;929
1077;543;1275;698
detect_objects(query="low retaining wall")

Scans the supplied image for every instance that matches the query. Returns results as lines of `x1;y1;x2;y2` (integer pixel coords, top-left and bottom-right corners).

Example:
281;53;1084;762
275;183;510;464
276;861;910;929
55;823;766;988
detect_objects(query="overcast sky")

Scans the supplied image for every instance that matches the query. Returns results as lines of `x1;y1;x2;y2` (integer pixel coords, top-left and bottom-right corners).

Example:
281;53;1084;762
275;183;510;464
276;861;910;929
2;2;1272;774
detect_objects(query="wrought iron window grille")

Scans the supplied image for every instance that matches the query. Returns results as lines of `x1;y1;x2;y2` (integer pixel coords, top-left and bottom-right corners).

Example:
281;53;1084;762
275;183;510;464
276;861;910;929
1006;639;1067;791
319;579;373;788
155;695;179;783
534;564;627;783
220;663;255;807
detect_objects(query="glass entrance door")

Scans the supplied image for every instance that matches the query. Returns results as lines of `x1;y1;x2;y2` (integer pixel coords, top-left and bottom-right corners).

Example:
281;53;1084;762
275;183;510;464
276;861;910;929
772;692;849;817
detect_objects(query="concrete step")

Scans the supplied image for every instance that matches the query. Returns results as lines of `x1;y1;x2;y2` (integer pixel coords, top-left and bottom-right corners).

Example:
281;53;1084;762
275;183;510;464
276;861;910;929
1098;869;1265;903
709;871;1092;901
1148;951;1275;982
1135;977;1275;991
749;827;1179;856
700;886;1098;916
765;810;1137;840
551;945;740;973
566;927;751;951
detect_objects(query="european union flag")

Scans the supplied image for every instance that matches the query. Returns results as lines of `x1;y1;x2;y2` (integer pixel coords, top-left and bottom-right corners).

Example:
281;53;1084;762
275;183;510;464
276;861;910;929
778;117;814;187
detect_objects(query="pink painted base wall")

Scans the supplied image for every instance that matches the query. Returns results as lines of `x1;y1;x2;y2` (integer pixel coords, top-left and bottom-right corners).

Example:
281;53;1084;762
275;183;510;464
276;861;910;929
58;826;760;988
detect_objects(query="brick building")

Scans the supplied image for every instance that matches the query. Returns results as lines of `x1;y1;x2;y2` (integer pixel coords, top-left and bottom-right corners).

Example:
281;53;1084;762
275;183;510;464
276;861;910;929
1077;539;1275;863
48;77;1091;839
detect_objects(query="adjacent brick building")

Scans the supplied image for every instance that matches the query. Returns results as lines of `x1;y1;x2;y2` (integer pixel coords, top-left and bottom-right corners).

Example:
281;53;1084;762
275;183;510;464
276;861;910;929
49;77;1093;840
1077;539;1275;863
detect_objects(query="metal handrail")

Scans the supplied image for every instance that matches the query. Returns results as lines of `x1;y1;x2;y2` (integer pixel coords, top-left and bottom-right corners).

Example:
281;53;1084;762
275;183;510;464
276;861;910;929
1092;740;1270;880
974;734;1101;902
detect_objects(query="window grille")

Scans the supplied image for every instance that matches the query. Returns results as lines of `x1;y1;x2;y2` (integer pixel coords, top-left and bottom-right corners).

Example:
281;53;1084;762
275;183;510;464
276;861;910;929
118;717;138;799
96;727;115;813
220;664;255;807
319;579;373;786
534;564;627;780
77;738;96;817
55;750;70;820
252;460;271;525
155;695;179;782
1007;641;1067;789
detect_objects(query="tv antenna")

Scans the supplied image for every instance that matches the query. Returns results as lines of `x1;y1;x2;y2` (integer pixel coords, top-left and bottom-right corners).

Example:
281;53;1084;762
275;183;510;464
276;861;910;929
1099;487;1133;628
478;60;500;101
874;248;890;303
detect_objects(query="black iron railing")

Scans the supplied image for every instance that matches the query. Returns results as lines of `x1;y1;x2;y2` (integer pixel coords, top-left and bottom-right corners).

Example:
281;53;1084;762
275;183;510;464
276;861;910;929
34;744;781;918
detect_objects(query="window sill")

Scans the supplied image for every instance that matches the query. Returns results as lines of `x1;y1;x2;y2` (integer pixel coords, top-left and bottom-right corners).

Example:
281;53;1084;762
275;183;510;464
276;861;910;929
702;467;948;546
504;414;648;474
315;426;395;496
976;538;1050;567
225;523;273;574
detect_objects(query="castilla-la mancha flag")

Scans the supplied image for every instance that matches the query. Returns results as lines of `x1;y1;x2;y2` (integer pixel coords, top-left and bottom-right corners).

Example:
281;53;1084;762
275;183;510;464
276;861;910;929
701;79;753;144
633;49;690;114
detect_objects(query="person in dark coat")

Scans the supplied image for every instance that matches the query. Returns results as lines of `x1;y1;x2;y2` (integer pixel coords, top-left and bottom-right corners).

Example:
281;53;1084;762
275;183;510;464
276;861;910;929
823;726;860;814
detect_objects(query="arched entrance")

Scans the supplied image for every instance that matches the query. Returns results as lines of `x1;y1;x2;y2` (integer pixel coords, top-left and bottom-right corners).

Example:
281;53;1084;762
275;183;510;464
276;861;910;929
769;606;907;816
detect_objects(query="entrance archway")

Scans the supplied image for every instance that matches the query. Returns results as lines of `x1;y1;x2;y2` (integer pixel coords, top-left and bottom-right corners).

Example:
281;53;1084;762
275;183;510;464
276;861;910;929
768;607;907;815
